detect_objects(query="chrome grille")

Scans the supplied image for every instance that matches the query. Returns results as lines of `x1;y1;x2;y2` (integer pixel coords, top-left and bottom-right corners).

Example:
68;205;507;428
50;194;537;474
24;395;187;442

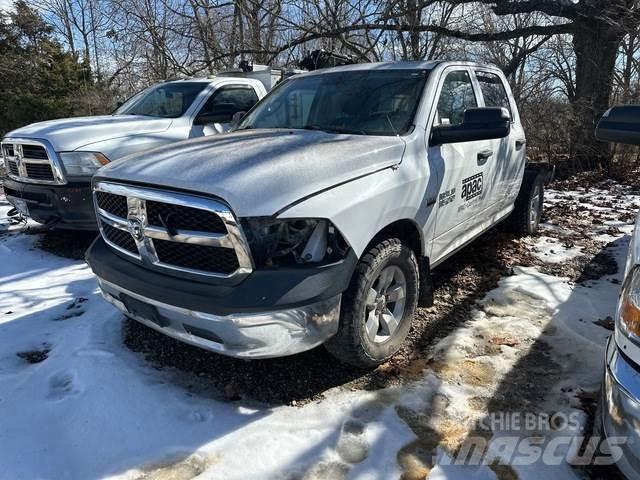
153;239;239;273
146;200;227;234
1;139;65;184
96;191;128;218
94;182;253;279
101;221;138;255
22;145;48;160
7;160;19;176
25;163;55;181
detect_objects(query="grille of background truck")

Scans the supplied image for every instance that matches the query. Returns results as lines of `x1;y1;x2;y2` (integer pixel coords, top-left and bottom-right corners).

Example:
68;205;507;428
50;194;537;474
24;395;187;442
94;184;253;279
2;141;61;184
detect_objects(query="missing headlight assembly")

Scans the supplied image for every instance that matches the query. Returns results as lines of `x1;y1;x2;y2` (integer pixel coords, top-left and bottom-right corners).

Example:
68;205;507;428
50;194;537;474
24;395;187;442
241;218;350;268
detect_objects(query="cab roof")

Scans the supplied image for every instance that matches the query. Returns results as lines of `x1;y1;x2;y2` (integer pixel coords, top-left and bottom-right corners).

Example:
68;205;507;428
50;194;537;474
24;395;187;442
161;77;223;84
297;60;501;77
314;60;442;74
161;60;500;83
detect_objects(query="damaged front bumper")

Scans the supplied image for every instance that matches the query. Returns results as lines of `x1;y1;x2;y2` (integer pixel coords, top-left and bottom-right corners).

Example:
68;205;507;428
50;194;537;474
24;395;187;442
87;237;356;359
99;278;341;359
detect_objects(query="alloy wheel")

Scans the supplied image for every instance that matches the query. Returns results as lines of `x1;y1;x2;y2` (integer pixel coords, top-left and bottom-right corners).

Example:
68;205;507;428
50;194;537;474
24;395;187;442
364;265;407;344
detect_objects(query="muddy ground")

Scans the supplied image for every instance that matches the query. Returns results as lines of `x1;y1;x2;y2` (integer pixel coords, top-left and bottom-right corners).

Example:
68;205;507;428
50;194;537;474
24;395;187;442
23;172;635;411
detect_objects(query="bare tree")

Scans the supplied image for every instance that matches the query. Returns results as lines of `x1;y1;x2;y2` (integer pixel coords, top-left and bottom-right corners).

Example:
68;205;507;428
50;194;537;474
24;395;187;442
23;0;640;174
35;0;77;55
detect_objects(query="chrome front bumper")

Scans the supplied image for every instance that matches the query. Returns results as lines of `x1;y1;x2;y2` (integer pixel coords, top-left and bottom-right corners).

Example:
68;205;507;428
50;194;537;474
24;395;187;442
602;336;640;478
98;278;341;359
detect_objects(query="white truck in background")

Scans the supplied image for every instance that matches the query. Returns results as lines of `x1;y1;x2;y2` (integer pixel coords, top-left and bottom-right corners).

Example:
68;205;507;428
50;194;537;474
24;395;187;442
594;105;640;480
1;66;287;230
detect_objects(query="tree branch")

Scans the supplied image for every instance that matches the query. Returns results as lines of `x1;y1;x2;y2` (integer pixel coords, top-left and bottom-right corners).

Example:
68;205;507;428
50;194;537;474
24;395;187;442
485;0;580;19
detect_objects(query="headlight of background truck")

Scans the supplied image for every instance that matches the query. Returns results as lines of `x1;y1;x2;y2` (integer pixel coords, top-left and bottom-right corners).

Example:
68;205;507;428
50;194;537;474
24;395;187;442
59;152;109;176
241;218;350;268
618;266;640;340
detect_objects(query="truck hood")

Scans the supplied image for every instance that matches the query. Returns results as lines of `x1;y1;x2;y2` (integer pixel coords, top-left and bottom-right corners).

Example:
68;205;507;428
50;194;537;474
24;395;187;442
97;129;406;217
4;115;172;152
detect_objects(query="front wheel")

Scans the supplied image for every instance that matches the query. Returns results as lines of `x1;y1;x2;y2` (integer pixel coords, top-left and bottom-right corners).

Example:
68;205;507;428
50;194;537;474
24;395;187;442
324;237;419;368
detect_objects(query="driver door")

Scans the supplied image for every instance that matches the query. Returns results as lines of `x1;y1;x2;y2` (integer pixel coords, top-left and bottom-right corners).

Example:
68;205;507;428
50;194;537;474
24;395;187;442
190;85;259;137
428;68;494;263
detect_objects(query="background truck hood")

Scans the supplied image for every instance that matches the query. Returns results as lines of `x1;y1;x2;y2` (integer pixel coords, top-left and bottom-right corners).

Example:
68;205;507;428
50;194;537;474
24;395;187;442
97;129;406;217
4;115;172;152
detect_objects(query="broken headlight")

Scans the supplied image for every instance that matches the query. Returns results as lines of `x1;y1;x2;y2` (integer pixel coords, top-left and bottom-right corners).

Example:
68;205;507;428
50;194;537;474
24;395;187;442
619;266;640;340
241;218;350;268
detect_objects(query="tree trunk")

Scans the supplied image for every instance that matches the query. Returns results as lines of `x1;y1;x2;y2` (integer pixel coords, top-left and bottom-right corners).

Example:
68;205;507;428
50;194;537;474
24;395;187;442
569;16;625;172
621;32;636;103
189;0;214;74
62;0;76;56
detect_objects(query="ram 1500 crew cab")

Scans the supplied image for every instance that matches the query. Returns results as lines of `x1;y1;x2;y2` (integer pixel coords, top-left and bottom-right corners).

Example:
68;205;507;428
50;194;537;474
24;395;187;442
86;61;546;367
1;71;276;229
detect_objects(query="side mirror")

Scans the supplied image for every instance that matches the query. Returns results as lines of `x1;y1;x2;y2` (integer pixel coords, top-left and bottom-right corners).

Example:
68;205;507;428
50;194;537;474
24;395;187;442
596;105;640;146
116;100;124;108
231;111;246;129
430;107;511;146
194;103;239;125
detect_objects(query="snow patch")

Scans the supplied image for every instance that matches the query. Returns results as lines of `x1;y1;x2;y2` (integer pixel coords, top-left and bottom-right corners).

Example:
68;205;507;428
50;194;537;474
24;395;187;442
529;236;582;263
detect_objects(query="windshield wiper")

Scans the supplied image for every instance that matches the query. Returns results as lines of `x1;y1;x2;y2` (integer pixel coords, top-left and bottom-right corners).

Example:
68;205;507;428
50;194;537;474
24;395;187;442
303;125;367;135
120;113;160;118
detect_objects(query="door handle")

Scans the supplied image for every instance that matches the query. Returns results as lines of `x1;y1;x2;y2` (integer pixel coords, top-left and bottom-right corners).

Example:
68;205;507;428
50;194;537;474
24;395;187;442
515;139;526;150
477;150;493;165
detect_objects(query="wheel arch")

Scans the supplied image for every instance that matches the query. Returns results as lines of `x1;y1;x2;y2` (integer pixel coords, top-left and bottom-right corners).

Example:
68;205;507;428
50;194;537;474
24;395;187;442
365;219;434;308
366;218;425;260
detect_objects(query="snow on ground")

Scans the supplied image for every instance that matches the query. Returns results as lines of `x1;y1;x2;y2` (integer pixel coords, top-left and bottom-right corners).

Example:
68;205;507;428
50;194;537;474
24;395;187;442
528;236;583;263
545;187;639;240
0;200;412;480
0;182;636;480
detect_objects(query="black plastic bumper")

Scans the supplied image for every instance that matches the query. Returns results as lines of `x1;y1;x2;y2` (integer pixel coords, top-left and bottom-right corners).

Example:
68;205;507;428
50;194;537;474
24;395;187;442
86;237;358;316
3;178;96;230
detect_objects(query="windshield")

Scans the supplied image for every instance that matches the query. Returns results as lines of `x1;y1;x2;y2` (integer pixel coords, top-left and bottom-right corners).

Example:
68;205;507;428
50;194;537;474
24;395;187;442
114;82;207;118
239;69;429;136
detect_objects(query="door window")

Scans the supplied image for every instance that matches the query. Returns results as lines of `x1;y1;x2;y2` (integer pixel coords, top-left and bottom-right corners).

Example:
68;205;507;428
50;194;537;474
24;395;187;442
475;71;512;116
435;71;477;126
196;86;259;124
115;82;207;118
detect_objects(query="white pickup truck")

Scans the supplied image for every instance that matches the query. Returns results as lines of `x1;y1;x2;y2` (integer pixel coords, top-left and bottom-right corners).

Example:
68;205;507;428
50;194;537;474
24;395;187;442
1;68;282;229
594;105;640;479
86;61;550;367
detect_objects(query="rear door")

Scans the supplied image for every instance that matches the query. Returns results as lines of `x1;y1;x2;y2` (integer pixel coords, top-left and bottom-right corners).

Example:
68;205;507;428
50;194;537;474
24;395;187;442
474;69;525;209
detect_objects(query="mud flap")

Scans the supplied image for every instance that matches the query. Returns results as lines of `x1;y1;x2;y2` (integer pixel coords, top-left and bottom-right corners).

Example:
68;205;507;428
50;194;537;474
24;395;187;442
525;162;555;186
418;258;433;308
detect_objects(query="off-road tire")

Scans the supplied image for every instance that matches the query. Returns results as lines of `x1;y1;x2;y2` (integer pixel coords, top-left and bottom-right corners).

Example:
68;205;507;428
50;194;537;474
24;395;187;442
324;237;419;368
507;170;544;237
